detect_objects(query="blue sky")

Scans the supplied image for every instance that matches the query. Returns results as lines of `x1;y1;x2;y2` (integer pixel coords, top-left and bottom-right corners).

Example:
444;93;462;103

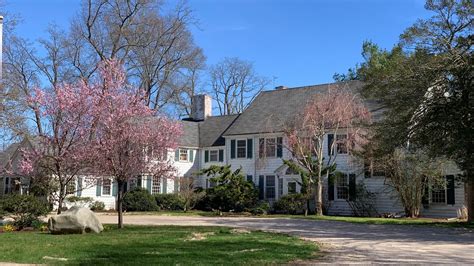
5;0;431;88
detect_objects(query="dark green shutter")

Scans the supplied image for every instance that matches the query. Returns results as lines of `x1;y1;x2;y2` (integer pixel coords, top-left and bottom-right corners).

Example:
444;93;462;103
204;150;209;162
247;139;253;159
189;150;194;162
175;149;180;161
174;177;179;192
327;134;334;155
77;177;83;196
231;140;236;159
277;137;283;158
349;174;356;201
147;176;152;193
137;176;142;187
162;178;167;194
218;149;224;162
112;181;118;196
258;175;265;200
446;175;455;205
328;175;335;201
247;175;253;183
96;179;102;196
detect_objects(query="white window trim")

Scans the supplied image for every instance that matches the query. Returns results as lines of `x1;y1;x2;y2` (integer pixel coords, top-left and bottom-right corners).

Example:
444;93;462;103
335;173;349;200
236;139;247;159
336;134;348;155
265;138;277;158
209;150;219;162
102;178;112;196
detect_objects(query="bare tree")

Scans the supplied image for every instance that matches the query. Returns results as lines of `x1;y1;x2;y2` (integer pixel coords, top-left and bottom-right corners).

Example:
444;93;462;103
209;57;270;115
71;0;205;111
285;88;371;215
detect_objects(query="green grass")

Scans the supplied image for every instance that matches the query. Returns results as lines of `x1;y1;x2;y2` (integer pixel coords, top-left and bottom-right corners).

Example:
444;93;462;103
0;225;319;265
290;215;474;228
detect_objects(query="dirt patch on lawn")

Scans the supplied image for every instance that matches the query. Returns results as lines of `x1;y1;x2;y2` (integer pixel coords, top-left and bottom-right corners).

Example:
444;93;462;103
186;232;215;241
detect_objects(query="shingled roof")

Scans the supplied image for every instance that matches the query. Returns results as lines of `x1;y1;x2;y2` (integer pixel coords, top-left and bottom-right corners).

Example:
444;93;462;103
179;120;200;147
198;115;238;147
223;80;382;136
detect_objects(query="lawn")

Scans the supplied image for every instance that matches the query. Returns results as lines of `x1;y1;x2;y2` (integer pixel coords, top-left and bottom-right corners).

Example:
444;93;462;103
121;211;473;229
0;225;319;265
296;215;474;229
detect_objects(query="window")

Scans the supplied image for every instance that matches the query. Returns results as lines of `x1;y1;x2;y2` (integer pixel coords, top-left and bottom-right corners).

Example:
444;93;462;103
286;167;298;175
210;150;218;162
265;175;276;199
288;182;297;194
431;185;446;204
259;137;282;158
265;138;276;157
278;178;283;197
67;180;76;195
102;179;112;195
179;149;188;161
336;174;349;200
237;140;247;158
336;134;348;154
152;176;161;195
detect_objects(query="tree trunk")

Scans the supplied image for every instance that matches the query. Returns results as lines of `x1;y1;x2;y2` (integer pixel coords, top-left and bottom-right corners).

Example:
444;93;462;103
315;178;323;216
57;197;63;215
116;180;125;229
466;179;474;223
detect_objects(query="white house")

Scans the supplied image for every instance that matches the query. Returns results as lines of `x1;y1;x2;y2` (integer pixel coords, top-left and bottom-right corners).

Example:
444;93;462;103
0;81;465;217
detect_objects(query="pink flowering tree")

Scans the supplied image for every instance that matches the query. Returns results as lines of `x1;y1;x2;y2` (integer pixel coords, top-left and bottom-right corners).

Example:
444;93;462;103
90;60;181;228
21;81;96;214
285;89;371;215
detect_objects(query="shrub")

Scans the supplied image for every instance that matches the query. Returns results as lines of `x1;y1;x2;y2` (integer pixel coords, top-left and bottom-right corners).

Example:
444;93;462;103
155;193;184;211
250;201;270;215
89;201;106;211
201;165;258;212
0;194;49;229
273;194;307;215
66;196;93;207
123;187;158;212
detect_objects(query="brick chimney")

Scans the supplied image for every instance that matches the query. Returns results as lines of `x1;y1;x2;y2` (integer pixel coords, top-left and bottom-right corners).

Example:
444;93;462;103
191;94;212;121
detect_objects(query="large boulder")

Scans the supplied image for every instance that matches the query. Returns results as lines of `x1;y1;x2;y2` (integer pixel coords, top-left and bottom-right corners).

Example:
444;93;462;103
48;206;104;234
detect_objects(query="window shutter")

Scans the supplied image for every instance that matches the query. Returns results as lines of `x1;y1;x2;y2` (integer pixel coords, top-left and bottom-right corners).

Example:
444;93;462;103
96;179;102;196
137;176;142;187
259;138;265;158
327;134;334;156
189;150;194;162
204;150;209;163
112;180;118;196
231;140;236;159
174;177;180;193
328;175;335;201
258;175;265;200
175;149;180;161
277;137;283;158
218;149;224;162
446;175;455;205
246;175;253;183
349;174;356;201
247;139;253;159
147;176;152;194
76;177;83;197
162;178;167;194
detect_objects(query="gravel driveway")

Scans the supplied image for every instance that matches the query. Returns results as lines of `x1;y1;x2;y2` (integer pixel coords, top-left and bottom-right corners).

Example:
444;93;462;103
98;214;474;264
